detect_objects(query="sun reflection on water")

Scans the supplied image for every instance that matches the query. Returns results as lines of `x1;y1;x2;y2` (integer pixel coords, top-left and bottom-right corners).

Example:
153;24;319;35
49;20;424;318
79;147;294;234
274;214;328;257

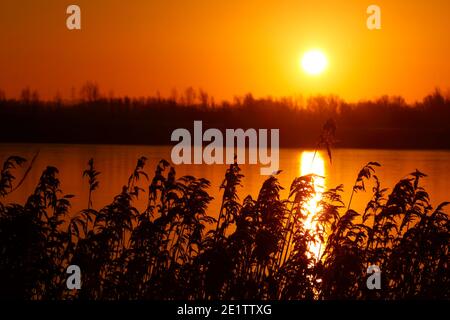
300;151;325;260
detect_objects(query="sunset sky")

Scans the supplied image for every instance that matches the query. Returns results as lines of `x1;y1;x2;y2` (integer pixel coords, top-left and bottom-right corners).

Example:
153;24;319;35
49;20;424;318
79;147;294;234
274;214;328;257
1;0;449;102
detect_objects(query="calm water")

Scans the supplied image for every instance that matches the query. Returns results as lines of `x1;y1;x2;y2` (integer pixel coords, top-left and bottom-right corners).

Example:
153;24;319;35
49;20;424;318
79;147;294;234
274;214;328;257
1;143;449;216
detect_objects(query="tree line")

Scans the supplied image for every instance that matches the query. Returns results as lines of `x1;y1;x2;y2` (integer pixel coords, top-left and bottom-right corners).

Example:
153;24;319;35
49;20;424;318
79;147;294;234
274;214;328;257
1;84;450;148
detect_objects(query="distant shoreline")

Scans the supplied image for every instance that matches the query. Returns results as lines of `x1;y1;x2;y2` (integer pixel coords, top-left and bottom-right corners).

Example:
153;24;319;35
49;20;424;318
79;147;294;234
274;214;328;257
2;90;450;149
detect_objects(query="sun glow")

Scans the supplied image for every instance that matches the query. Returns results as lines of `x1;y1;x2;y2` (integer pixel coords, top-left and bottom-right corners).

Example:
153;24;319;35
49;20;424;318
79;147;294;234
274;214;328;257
300;151;325;260
301;50;328;76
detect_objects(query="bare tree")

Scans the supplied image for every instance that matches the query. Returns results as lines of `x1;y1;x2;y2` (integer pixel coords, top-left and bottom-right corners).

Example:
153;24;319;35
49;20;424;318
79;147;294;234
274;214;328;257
20;87;39;104
184;86;196;106
80;81;101;102
198;88;209;107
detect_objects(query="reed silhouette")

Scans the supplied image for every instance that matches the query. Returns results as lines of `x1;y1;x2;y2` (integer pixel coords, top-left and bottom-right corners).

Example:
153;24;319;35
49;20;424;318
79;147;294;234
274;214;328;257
0;148;448;300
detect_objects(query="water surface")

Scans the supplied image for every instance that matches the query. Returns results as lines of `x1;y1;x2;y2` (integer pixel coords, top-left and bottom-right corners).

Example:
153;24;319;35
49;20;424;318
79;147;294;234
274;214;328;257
1;144;449;217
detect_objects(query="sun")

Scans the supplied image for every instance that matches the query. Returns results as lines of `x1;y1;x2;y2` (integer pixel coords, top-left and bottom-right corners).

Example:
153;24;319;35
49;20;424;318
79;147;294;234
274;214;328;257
301;49;328;76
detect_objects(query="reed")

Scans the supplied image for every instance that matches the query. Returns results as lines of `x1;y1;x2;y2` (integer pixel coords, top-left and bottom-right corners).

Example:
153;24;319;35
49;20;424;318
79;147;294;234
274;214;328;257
0;151;448;300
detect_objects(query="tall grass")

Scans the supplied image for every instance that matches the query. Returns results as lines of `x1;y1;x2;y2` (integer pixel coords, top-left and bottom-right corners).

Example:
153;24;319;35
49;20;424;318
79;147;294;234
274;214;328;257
0;152;448;300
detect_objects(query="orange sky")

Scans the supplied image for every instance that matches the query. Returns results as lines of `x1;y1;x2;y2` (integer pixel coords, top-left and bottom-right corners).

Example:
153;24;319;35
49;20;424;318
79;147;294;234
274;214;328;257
1;0;449;102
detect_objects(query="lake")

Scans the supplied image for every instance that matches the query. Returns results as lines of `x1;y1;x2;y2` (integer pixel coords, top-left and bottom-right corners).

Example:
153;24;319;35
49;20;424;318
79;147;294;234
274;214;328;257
1;143;449;217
